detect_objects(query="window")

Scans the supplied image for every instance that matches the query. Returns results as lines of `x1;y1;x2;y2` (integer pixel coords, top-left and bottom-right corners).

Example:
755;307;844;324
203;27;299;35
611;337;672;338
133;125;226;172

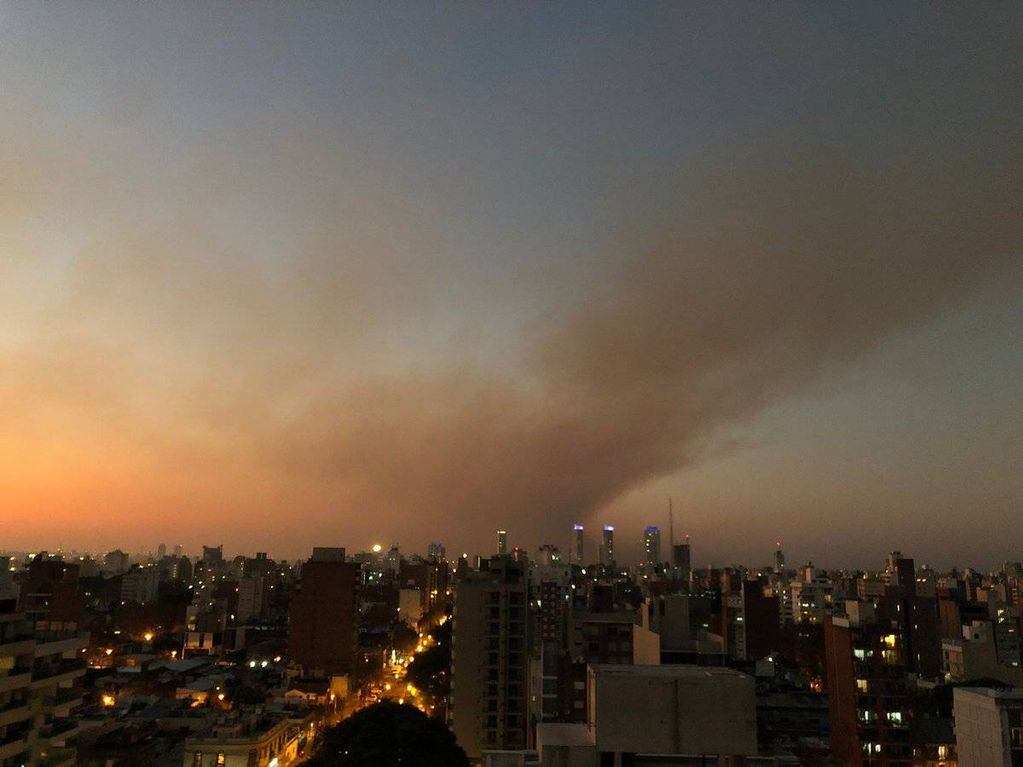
193;753;203;767
216;754;226;767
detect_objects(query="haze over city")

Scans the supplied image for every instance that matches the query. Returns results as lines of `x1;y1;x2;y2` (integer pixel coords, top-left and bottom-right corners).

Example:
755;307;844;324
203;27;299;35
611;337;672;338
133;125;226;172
3;3;1022;567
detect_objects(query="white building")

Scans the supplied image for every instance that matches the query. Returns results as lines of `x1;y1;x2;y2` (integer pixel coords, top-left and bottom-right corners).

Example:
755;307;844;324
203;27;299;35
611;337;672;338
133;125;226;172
953;686;1023;767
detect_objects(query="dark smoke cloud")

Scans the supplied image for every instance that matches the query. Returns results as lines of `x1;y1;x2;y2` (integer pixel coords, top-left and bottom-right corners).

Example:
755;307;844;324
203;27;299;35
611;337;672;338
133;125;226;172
273;142;1023;548
3;109;1021;556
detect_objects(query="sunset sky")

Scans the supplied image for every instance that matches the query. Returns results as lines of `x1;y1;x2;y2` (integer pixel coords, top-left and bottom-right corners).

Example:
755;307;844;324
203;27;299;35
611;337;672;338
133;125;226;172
2;3;1021;567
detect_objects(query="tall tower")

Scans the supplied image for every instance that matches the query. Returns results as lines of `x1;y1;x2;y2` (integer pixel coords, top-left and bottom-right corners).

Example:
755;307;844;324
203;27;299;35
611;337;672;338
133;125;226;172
643;526;662;567
774;541;785;574
497;530;508;557
573;524;584;564
600;525;615;567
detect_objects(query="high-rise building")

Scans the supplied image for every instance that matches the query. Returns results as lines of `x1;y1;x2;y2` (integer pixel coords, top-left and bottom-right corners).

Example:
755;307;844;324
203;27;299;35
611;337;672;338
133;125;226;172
427;542;446;562
449;557;529;760
825;605;913;765
236;575;268;623
774;542;786;574
573;524;584;564
642;526;661;568
288;555;359;676
886;551;916;596
600;525;615;567
0;594;87;767
497;530;509;557
672;539;692;582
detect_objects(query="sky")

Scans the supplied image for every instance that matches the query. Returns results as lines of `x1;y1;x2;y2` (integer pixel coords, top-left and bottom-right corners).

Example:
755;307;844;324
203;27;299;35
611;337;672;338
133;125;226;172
1;2;1021;568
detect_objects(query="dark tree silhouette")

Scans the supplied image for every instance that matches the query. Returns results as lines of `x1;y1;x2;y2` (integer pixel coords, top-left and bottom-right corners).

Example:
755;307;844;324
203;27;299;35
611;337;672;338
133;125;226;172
307;701;469;767
406;621;452;699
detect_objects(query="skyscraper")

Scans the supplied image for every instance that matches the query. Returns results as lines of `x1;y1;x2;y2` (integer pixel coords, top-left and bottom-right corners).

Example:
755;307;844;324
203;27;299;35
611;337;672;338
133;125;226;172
497;529;509;557
643;526;661;567
600;525;615;567
774;542;785;574
573;524;584;564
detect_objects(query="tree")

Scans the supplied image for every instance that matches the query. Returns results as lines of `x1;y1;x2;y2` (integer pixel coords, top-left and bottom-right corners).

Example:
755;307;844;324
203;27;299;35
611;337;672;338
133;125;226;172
307;701;469;767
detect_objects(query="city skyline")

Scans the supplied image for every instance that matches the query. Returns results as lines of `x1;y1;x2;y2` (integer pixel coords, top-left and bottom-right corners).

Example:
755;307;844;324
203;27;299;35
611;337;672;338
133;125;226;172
3;3;1022;566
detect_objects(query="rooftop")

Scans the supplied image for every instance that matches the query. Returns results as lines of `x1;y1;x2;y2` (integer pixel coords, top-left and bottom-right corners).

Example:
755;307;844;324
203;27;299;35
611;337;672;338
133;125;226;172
590;664;750;680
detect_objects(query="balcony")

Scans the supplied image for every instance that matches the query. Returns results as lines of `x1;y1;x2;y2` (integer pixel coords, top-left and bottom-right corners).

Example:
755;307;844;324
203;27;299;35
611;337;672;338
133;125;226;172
0;723;32;761
33;633;88;658
0;668;32;694
37;746;77;767
44;686;84;715
40;718;79;739
31;659;87;689
0;633;34;657
0;698;36;727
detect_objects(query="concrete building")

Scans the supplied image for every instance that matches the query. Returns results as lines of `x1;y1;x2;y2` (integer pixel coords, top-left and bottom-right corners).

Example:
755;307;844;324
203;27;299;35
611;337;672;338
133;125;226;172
953;686;1023;767
942;621;1023;686
288;557;359;676
588;664;756;759
450;557;530;759
568;610;660;667
498;531;510;558
534;665;757;766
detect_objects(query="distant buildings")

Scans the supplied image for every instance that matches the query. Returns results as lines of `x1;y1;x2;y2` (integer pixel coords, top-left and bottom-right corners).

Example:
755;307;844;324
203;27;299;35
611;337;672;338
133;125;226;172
120;565;160;605
572;524;584;565
427;541;446;562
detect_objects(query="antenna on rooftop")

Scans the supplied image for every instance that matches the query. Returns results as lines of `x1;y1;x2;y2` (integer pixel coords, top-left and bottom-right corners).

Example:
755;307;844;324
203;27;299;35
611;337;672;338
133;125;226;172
668;496;675;548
